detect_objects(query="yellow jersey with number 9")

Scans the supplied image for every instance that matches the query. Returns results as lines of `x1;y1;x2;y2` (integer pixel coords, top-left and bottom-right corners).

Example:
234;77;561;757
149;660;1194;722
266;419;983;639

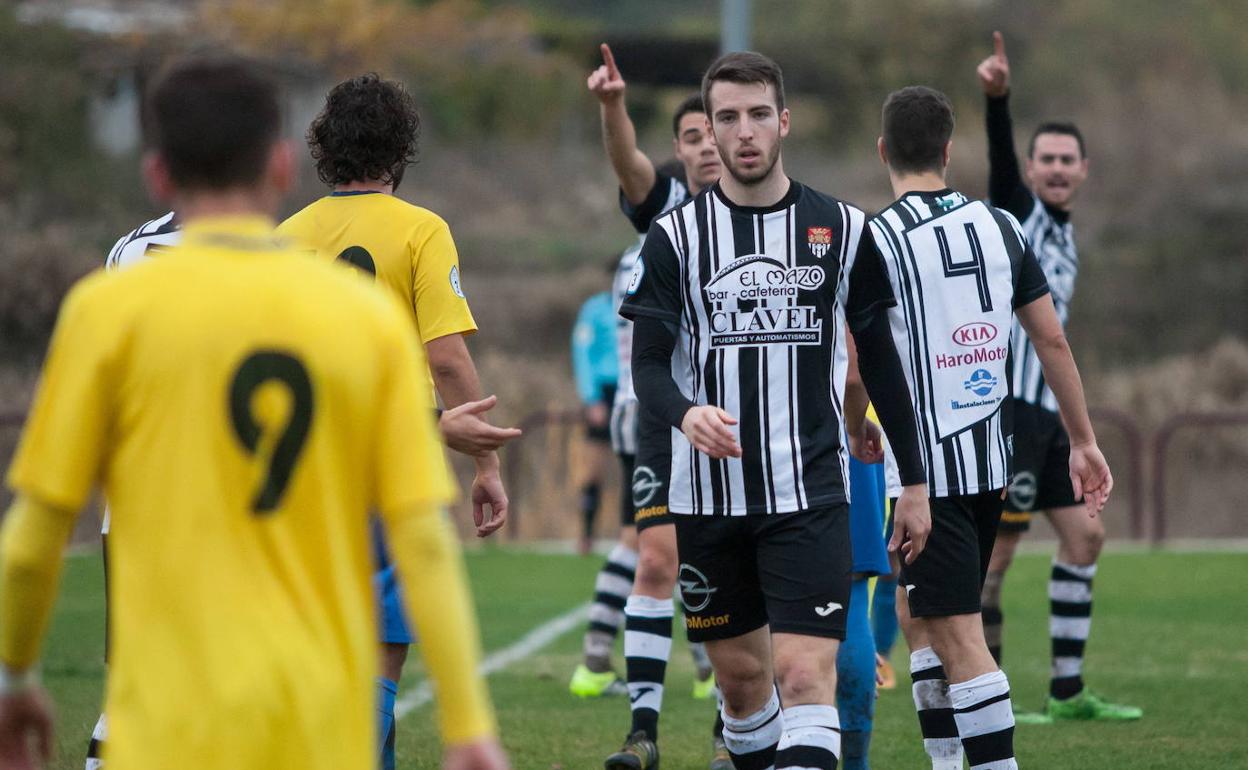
278;191;477;404
6;215;455;770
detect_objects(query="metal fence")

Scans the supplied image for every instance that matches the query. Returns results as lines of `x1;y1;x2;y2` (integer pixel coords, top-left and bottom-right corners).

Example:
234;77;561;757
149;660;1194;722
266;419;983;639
2;407;1245;543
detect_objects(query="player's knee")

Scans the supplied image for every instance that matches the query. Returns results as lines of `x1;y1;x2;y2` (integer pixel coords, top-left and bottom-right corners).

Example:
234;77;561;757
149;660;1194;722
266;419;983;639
1084;519;1106;558
634;547;676;594
714;655;772;713
773;642;836;705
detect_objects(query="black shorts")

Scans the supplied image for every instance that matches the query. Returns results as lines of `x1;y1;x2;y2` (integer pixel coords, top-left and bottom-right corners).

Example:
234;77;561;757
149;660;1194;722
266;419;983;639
900;491;1004;618
1001;401;1082;532
674;506;852;642
630;407;673;532
585;385;616;443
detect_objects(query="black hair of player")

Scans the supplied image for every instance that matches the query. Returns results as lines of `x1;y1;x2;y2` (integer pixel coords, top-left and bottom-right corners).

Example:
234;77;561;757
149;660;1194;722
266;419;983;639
701;51;785;115
672;94;706;137
307;73;421;189
145;54;281;191
1028;121;1086;159
655;158;689;189
880;86;955;176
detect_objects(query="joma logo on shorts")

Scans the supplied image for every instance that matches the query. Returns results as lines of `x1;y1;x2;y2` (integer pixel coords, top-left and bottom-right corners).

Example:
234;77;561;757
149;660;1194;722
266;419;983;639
686;614;730;629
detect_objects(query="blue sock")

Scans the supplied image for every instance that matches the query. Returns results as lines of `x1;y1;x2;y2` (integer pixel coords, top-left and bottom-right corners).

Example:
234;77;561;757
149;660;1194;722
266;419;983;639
871;576;899;658
378;677;398;770
837;579;876;770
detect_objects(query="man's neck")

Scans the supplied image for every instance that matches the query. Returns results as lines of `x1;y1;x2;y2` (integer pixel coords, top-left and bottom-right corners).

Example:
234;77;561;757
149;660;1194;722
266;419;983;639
175;189;274;225
719;159;790;208
335;179;393;195
888;170;948;199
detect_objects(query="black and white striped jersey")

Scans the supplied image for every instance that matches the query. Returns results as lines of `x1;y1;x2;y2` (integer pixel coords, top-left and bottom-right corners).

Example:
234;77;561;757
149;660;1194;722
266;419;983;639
621;181;896;515
105;211;181;270
870;189;1050;497
609;241;643;455
621;171;691;235
101;212;181;535
1008;199;1076;412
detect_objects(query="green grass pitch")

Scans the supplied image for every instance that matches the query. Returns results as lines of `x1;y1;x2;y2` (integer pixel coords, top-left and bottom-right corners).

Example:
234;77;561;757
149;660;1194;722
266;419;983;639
42;547;1248;769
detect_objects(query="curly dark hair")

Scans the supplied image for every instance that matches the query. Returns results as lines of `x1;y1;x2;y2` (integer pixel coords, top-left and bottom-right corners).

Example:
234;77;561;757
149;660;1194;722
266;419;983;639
307;73;420;187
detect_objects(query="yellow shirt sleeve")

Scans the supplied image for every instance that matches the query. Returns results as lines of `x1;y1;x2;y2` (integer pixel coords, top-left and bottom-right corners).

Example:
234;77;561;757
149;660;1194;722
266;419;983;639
0;496;75;669
6;278;114;511
411;218;477;344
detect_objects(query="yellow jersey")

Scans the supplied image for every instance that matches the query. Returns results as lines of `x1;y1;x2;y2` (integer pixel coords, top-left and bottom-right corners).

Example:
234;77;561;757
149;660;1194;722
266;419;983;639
278;191;477;403
6;216;455;770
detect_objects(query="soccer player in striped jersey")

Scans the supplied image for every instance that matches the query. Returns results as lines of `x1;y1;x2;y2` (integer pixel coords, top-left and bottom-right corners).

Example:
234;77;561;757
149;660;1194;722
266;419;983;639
586;44;727;770
976;31;1142;722
863;84;1113;770
624;52;932;770
0;54;506;770
277;73;520;770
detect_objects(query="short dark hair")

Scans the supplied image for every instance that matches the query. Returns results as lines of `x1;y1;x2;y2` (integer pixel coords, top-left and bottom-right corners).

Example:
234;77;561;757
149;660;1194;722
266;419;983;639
701;51;785;115
145;54;282;190
308;73;420;187
671;93;706;137
1029;122;1086;158
881;86;955;176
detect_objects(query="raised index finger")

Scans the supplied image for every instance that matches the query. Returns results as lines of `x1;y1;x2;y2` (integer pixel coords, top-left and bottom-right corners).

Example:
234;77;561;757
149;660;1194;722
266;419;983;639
600;43;620;78
992;31;1006;60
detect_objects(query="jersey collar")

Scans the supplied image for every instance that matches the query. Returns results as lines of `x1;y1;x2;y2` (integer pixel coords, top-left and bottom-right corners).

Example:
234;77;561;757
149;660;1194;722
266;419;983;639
180;215;287;252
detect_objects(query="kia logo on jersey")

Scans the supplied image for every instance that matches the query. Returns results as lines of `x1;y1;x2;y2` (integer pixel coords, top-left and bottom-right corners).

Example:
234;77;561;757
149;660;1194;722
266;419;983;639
951;322;998;347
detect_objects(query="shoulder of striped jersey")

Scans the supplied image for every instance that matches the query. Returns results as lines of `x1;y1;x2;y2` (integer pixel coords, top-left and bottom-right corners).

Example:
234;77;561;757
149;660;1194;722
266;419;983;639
106;213;180;269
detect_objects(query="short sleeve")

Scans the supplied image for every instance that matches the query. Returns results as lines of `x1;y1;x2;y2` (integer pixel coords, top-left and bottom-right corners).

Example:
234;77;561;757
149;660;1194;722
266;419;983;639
619;220;683;324
1013;240;1051;309
411;218;478;343
6;280;114;512
620;174;681;234
843;231;897;333
372;311;458;515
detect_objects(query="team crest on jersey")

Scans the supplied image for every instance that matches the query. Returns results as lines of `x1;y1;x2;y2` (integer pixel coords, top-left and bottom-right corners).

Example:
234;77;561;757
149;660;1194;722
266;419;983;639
807;227;833;259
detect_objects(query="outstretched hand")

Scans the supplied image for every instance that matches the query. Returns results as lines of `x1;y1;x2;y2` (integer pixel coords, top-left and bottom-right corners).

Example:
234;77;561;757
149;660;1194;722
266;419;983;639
586;43;626;104
1069;441;1113;518
976;31;1011;97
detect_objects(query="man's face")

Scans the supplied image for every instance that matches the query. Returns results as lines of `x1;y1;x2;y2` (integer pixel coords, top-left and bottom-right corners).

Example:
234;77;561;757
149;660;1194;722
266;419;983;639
673;112;721;192
707;81;789;186
1025;133;1088;210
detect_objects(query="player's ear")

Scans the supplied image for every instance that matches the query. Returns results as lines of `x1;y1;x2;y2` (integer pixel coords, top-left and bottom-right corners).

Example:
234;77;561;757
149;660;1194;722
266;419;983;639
142;150;175;206
943;140;952;170
778;108;790;139
267;139;297;197
876;137;888;167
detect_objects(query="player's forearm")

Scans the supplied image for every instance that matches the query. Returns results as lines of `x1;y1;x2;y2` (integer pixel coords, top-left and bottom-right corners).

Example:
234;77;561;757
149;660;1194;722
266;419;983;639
1032;333;1095;445
632;315;695;428
985;94;1029;215
0;495;76;671
851;313;925;485
387;502;498;744
601;100;657;206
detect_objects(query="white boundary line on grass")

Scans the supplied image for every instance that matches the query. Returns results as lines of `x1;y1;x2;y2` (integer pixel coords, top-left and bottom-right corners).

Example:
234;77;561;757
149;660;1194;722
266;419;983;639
395;601;591;719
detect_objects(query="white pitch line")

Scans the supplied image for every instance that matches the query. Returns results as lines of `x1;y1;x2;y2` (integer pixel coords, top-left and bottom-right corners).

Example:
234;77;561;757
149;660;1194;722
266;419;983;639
395;601;591;719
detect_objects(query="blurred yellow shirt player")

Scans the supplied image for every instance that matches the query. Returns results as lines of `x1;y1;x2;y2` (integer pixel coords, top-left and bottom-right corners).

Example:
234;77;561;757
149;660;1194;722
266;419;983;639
0;56;502;770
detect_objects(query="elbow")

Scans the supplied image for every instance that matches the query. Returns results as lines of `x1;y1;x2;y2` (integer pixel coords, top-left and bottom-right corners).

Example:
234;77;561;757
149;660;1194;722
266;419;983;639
1037;329;1071;357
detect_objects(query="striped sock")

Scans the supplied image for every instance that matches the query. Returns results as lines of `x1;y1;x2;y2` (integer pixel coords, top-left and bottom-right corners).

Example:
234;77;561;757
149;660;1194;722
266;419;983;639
583;544;638;670
722;686;783;770
1050;560;1096;700
85;713;106;770
624;594;673;740
950;670;1016;770
775;704;841;769
910;647;963;770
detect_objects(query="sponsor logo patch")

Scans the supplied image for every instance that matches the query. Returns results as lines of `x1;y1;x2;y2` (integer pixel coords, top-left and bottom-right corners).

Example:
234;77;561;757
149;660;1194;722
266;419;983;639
951;321;998;347
632;466;662;508
963;368;999;397
1008;470;1038;511
678;564;718;613
704;255;825;347
449;265;465;298
686;613;731;630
